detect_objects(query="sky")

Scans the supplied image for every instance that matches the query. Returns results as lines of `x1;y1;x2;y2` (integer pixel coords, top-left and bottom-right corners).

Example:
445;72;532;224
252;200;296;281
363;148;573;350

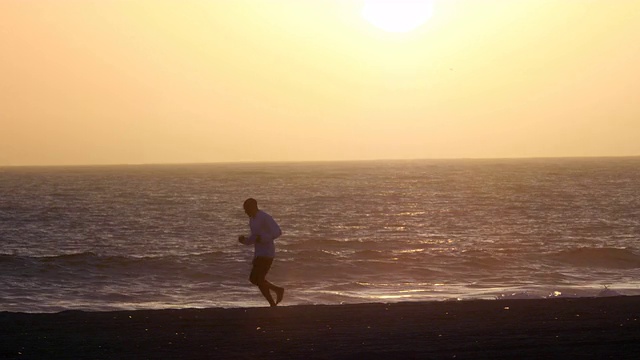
1;0;639;166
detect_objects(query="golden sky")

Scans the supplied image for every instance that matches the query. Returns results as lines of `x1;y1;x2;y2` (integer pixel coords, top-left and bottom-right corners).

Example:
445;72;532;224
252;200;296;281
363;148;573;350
1;0;639;166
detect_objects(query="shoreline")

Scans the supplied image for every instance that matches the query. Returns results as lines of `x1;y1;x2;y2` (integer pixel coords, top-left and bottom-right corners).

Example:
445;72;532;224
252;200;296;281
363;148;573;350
2;296;639;359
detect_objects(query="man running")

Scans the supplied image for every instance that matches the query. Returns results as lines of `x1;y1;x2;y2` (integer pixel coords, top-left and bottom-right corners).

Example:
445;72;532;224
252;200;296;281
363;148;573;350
238;198;285;307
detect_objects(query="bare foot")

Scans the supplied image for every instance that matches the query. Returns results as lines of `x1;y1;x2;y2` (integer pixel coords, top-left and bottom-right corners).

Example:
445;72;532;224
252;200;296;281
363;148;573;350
276;287;285;305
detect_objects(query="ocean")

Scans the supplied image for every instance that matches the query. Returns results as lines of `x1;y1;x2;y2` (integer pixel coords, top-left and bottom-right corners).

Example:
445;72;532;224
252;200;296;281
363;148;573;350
1;158;639;312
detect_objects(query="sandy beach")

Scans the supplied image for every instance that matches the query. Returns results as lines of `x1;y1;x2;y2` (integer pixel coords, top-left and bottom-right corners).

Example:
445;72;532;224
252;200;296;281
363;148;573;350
2;296;639;359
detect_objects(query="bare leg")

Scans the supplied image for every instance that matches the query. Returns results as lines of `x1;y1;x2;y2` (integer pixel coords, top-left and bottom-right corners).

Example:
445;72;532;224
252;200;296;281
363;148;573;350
249;257;284;306
272;284;285;304
275;287;284;305
263;280;285;305
257;281;277;307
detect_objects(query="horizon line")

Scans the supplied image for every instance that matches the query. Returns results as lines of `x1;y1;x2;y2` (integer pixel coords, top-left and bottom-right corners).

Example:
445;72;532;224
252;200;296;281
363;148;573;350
1;155;639;169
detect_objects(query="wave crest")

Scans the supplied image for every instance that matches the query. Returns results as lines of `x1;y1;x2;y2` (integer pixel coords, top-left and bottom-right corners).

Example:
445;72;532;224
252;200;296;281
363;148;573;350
551;247;640;269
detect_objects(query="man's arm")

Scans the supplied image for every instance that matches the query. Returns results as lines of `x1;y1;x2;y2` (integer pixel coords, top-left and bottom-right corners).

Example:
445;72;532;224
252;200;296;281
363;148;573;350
257;214;281;243
245;215;263;244
239;235;261;244
267;215;282;241
246;213;280;243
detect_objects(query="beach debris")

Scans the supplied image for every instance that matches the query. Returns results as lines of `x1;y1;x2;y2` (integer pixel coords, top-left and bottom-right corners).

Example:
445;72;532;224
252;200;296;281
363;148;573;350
546;290;581;299
598;285;622;297
495;292;541;300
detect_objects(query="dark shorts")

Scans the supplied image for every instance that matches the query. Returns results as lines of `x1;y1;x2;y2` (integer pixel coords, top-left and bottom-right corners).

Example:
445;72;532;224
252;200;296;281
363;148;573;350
249;256;273;285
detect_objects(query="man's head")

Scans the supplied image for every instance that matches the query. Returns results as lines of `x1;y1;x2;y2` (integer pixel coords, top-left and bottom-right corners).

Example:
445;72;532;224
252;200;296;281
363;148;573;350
243;198;259;217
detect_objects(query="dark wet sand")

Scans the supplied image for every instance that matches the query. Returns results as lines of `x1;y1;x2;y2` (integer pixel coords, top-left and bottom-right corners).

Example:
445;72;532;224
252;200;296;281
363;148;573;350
2;296;639;359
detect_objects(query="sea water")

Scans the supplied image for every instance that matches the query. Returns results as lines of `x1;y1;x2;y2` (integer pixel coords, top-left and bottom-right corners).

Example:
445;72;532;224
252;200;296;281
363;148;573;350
1;158;639;312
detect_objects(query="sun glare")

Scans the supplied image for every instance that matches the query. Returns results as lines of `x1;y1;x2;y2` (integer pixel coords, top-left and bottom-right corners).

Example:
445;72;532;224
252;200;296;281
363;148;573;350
361;0;434;33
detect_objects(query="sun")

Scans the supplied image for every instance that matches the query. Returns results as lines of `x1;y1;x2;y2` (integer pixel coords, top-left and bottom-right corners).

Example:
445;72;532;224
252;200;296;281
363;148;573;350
361;0;434;33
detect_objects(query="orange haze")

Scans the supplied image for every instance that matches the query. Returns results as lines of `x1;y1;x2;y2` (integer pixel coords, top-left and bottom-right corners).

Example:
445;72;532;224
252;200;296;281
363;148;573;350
1;0;639;166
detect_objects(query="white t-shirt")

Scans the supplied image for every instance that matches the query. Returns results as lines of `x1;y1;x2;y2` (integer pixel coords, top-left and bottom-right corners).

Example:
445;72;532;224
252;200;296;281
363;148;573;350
241;210;282;258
